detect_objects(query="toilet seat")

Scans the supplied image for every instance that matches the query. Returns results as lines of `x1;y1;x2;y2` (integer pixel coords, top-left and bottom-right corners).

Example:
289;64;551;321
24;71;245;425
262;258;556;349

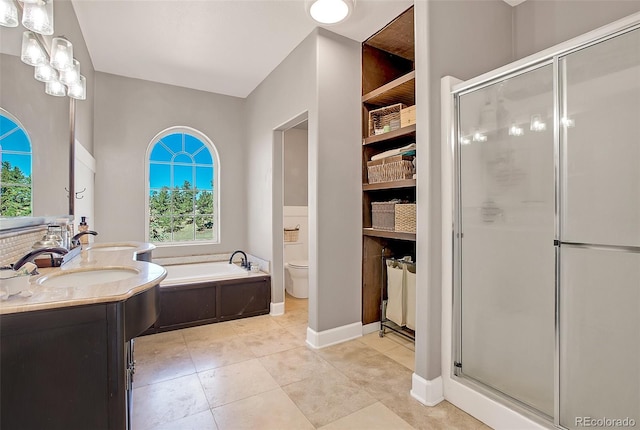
288;260;308;269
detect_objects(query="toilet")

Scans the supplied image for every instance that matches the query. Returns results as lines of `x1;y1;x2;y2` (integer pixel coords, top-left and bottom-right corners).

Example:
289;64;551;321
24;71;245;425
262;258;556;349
284;241;308;298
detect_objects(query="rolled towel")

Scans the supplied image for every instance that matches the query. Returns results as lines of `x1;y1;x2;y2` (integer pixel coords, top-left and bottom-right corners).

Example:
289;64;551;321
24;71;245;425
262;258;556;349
371;143;416;161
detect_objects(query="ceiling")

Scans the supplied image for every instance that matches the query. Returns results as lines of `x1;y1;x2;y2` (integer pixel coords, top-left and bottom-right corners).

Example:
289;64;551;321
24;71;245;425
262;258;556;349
70;0;414;98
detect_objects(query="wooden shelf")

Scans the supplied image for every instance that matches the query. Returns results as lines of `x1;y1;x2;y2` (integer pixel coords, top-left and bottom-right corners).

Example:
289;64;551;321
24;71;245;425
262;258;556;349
363;123;416;146
363;179;416;191
363;228;416;241
365;6;414;61
362;71;415;107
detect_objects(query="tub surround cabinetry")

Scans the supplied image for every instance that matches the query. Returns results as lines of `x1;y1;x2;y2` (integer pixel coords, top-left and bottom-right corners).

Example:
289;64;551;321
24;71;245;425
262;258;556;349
361;7;417;326
0;243;165;430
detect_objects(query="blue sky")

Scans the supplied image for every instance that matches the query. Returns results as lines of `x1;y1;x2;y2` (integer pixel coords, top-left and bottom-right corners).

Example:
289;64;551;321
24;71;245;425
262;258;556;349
0;115;32;177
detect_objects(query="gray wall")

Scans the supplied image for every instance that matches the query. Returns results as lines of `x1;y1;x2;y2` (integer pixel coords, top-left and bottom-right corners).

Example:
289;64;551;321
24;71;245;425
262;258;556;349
283;127;308;206
0;0;95;217
514;0;640;59
93;73;245;257
245;28;361;333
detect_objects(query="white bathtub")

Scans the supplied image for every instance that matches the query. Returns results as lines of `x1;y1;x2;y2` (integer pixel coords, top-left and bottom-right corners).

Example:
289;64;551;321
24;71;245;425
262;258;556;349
161;261;252;287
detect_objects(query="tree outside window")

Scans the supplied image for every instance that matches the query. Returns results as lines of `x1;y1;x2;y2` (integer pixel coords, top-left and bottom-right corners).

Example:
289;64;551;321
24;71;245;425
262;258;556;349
0;110;32;217
147;129;218;243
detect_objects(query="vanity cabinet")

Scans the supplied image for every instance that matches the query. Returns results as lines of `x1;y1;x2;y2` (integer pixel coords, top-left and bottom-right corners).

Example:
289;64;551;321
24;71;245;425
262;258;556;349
361;7;417;325
0;285;159;430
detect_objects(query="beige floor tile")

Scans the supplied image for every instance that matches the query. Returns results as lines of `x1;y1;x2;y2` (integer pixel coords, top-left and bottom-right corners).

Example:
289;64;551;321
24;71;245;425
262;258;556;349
361;331;405;353
284;322;308;342
198;358;279;407
273;308;308;328
132;373;209;430
315;338;380;370
212;388;314;430
186;336;255;372
342;353;413;401
318;402;415;430
153;409;218;430
383;331;415;350
383;345;415;371
259;345;334;386
230;314;284;335
181;321;238;343
284;294;308;312
241;327;302;357
282;367;377;427
134;332;196;387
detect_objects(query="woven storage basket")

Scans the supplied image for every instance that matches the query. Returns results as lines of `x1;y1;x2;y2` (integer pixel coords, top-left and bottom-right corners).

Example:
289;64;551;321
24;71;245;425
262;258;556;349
284;225;300;242
367;155;414;184
395;203;416;233
372;202;396;231
368;103;405;137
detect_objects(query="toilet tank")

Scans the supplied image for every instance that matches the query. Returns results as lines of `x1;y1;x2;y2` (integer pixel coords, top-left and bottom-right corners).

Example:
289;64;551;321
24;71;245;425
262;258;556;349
284;242;305;263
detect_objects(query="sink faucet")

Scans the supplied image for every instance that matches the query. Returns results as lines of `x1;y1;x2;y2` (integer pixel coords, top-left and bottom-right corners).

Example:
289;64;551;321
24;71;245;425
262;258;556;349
13;247;69;271
71;230;98;248
229;250;248;269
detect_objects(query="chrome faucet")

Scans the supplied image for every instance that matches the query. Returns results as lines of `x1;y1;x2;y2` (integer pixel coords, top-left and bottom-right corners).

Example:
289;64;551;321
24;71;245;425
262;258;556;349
13;247;69;271
71;230;98;247
229;250;248;269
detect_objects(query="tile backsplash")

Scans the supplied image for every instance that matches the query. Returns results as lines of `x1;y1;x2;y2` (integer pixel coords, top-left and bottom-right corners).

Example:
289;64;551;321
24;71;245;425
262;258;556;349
0;226;47;267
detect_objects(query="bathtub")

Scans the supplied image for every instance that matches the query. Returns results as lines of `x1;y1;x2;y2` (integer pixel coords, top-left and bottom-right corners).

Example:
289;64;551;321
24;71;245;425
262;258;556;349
143;260;271;334
161;261;253;286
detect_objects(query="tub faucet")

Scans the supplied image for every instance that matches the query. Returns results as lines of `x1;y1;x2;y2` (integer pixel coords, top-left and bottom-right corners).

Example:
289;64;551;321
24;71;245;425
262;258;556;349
13;247;69;271
229;250;248;269
71;230;98;248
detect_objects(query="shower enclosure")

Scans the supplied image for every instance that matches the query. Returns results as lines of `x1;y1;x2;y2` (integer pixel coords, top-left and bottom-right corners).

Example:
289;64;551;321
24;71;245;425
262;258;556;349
452;22;640;428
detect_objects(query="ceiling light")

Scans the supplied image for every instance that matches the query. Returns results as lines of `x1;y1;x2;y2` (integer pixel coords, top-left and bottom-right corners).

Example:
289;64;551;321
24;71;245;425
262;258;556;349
508;123;524;136
460;136;471;146
561;117;575;128
67;75;86;100
34;63;57;82
472;131;487;142
307;0;353;25
22;0;54;36
530;114;546;132
45;78;67;97
59;58;80;85
21;31;46;66
0;0;18;27
50;37;74;71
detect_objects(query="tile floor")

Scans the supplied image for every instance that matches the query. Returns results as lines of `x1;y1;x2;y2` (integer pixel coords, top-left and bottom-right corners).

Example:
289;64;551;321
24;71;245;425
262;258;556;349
132;294;490;430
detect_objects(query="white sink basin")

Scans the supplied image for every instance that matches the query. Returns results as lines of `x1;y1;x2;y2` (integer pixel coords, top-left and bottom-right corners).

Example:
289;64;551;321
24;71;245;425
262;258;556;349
38;268;139;288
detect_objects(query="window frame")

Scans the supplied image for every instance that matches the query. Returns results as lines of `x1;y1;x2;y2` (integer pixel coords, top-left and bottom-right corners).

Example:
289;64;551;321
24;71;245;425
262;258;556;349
0;108;33;217
145;126;220;245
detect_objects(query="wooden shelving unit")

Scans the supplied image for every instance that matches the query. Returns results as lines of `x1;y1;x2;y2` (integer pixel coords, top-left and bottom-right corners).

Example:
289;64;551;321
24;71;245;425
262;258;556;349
361;6;416;327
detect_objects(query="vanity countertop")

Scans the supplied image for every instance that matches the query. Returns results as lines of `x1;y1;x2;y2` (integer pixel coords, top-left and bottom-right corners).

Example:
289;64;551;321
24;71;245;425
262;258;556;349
0;242;166;315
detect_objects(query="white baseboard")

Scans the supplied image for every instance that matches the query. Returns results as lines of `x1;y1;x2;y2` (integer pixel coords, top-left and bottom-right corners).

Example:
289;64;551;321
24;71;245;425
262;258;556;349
306;321;362;349
270;301;284;316
411;374;444;406
362;321;380;335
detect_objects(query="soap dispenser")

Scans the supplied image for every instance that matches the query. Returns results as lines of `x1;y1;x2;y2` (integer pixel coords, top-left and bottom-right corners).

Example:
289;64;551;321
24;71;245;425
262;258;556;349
78;216;90;245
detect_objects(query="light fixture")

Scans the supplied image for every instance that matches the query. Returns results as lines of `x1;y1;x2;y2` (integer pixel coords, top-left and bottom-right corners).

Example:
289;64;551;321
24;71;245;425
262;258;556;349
34;63;57;82
0;0;18;27
21;31;46;65
561;117;575;128
67;75;86;100
472;130;487;142
45;78;66;97
530;114;547;132
22;0;54;36
307;0;354;25
50;37;74;71
508;123;524;136
460;136;471;145
59;58;80;85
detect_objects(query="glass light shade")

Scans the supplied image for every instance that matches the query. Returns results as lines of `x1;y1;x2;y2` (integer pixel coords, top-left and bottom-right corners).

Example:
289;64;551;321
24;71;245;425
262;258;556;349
34;63;57;82
308;0;352;24
67;75;86;100
45;79;66;97
508;123;524;136
21;31;46;66
59;59;80;85
472;130;487;142
22;0;54;36
561;117;575;128
530;114;547;131
0;0;18;27
50;37;74;71
460;136;471;146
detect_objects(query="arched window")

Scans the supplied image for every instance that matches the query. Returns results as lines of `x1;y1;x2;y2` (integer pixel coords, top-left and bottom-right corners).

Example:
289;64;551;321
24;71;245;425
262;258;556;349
0;109;32;216
146;127;219;243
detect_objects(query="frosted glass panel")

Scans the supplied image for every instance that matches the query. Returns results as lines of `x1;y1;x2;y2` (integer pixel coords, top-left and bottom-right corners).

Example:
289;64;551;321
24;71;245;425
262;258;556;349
560;246;640;429
458;65;555;416
561;29;640;247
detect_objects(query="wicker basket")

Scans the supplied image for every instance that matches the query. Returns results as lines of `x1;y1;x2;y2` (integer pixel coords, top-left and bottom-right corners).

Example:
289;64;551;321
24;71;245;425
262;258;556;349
395;203;416;233
368;103;405;137
372;202;396;231
284;225;300;242
367;155;415;184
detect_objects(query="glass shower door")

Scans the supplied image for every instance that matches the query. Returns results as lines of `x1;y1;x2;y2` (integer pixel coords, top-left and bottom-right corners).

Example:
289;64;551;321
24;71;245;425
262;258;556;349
559;28;640;429
456;64;555;417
